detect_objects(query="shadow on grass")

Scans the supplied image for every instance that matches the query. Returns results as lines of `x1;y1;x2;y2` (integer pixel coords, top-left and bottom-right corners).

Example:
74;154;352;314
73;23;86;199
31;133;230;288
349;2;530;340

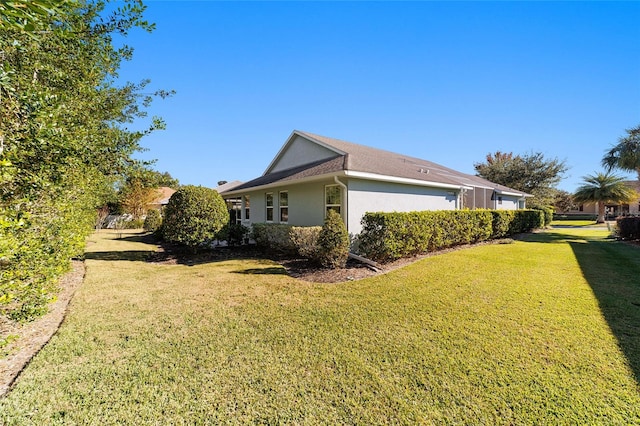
84;250;155;262
525;231;640;385
232;267;288;275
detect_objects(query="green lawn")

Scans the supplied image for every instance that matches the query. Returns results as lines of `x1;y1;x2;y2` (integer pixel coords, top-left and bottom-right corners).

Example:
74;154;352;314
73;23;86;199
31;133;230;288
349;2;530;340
1;229;639;424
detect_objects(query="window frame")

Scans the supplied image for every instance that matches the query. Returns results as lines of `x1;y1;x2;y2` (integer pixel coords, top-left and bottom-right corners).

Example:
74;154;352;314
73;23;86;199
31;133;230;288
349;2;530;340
265;192;274;222
324;184;342;216
279;191;289;223
243;195;250;220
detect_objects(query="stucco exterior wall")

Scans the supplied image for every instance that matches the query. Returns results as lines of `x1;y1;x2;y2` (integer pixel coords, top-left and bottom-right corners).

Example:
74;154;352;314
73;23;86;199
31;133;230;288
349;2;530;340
236;180;332;228
346;178;458;235
270;136;338;173
497;195;520;210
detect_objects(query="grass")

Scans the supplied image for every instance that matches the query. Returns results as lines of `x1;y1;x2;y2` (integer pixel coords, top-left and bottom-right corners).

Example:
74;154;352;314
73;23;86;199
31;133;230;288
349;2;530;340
1;229;639;424
550;219;600;227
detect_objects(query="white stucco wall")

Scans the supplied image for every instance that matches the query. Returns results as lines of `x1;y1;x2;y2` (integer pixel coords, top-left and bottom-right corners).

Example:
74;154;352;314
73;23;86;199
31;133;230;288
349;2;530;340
346;178;459;235
496;195;520;210
270;136;338;173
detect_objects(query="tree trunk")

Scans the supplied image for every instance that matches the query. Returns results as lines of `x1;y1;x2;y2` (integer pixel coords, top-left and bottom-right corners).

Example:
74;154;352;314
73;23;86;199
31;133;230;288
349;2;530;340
597;201;605;223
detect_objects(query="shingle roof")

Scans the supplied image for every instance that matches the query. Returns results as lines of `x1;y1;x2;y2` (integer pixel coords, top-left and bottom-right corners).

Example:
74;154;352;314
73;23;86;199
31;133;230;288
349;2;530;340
224;130;530;196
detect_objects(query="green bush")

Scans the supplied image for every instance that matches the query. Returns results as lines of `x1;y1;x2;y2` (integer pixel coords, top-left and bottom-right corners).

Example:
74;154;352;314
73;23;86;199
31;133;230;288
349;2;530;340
143;209;162;233
290;226;322;259
161;186;228;249
251;224;297;254
616;217;640;240
359;209;543;263
316;210;350;268
217;223;250;246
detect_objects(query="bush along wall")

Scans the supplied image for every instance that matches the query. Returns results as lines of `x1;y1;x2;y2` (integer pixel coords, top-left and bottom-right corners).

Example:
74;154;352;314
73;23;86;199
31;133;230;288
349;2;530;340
358;209;544;263
252;223;322;257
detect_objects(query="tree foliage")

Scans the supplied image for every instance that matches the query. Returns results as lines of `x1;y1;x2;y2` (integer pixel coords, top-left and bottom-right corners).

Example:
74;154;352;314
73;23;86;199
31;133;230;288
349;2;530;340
573;173;637;223
602;124;640;178
474;151;568;209
1;1;168;323
162;186;228;249
553;190;577;213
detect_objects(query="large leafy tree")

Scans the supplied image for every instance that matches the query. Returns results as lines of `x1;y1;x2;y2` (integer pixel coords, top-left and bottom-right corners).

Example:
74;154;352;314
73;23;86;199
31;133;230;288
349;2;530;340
1;1;169;323
474;152;568;209
573;173;637;223
602;125;640;178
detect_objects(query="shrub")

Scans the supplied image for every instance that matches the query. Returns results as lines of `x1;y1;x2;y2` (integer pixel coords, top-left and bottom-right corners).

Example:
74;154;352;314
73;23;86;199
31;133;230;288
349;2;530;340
122;218;145;229
162;186;228;249
252;223;297;254
359;209;544;263
290;226;322;260
217;223;250;246
143;209;162;233
316;210;349;268
616;217;640;240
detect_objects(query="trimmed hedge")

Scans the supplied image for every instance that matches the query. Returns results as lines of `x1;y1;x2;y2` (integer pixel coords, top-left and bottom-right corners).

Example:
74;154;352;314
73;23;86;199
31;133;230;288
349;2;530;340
358;209;544;262
252;223;323;258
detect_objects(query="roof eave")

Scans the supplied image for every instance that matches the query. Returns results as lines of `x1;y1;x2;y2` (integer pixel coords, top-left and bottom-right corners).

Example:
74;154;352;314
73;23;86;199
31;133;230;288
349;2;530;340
221;171;347;197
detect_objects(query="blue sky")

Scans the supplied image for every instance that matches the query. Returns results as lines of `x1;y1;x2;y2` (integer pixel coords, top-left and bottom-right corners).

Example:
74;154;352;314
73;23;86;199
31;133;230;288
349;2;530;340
115;1;640;192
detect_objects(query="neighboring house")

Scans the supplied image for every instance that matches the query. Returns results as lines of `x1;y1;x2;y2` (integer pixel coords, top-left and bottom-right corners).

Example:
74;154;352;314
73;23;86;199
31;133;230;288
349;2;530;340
149;186;177;211
221;130;531;235
567;180;640;218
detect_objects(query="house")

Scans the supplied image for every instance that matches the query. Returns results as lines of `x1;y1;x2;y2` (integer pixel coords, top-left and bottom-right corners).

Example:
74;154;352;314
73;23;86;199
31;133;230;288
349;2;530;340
221;130;531;235
566;180;640;219
149;186;177;211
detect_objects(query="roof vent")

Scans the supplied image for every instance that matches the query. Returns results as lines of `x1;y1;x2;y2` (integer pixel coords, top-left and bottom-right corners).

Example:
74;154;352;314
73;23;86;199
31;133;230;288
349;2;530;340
418;168;429;174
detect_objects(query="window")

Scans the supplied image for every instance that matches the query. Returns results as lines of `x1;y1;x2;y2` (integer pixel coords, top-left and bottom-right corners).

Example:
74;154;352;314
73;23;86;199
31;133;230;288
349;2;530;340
498;196;502;205
325;185;341;215
279;191;288;223
243;195;250;220
266;193;274;222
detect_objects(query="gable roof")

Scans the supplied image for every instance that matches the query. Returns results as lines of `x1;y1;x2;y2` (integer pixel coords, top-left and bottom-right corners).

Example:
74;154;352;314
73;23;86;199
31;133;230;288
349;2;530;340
224;130;530;197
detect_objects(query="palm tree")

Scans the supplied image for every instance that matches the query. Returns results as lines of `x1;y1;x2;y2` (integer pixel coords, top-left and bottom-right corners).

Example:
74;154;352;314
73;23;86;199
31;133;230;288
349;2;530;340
602;125;640;178
573;172;638;223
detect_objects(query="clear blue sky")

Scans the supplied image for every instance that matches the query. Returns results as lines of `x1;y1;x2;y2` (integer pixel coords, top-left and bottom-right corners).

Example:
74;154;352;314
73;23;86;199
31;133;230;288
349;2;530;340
115;1;640;192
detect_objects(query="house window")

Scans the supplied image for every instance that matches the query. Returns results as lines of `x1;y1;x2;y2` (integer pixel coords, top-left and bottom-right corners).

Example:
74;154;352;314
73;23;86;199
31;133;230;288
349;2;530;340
279;191;288;223
243;195;250;220
266;193;274;222
498;196;502;205
325;185;341;215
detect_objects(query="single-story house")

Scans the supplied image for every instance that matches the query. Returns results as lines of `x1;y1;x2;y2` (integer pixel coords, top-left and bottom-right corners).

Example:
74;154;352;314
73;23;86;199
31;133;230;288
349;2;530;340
565;180;640;218
221;130;531;235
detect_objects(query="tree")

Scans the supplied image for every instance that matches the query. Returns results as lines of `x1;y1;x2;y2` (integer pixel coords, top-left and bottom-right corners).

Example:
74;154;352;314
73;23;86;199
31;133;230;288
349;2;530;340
474;152;568;209
1;1;169;323
573;172;637;223
553;190;577;213
602;125;640;178
120;180;158;219
117;169;178;218
162;186;228;249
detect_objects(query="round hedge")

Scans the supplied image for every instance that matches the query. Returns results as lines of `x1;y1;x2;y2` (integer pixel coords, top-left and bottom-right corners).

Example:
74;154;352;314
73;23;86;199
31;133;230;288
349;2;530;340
161;185;228;248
